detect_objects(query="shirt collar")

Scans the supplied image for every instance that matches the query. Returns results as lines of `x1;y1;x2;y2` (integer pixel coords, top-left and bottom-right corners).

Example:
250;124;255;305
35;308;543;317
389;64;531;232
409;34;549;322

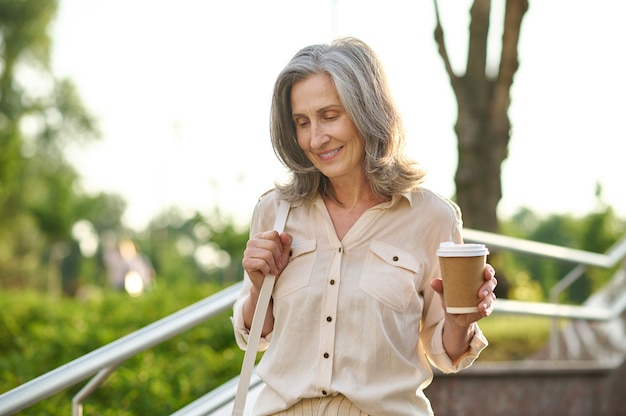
376;191;413;210
399;191;413;207
305;191;414;209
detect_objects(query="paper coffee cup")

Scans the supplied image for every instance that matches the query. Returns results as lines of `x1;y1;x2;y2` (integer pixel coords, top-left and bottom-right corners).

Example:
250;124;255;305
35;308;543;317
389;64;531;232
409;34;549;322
436;242;489;313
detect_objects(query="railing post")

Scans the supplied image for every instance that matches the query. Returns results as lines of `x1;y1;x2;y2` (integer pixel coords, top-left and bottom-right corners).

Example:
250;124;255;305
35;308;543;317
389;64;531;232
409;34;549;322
548;264;587;359
72;364;120;416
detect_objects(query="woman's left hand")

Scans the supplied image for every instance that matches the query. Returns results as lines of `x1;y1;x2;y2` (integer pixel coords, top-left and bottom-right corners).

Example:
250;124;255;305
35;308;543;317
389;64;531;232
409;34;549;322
430;264;498;326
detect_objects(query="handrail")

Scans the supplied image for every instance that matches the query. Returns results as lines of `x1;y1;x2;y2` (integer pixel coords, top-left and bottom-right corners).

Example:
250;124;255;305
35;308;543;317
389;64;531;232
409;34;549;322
170;373;263;416
2;229;625;415
465;228;626;359
493;298;616;321
463;229;626;268
0;282;243;416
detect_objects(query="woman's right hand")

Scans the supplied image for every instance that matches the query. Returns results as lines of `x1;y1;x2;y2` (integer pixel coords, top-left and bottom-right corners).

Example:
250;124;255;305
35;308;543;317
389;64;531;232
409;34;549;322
242;230;293;292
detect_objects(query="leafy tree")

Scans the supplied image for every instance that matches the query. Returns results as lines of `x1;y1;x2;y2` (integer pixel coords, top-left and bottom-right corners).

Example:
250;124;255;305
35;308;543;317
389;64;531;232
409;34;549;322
433;0;529;232
0;0;60;289
137;206;249;288
0;0;126;292
0;0;58;204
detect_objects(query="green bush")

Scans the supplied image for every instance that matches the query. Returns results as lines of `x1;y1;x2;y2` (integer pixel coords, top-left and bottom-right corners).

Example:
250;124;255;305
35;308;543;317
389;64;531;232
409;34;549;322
478;315;551;361
0;281;244;415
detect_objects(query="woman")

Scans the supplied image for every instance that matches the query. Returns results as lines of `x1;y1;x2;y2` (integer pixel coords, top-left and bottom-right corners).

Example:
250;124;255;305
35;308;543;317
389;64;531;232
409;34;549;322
232;37;497;415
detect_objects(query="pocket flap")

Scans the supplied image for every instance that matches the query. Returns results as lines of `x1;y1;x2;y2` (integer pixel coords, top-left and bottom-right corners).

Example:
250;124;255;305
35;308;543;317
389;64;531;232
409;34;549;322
289;239;317;259
369;240;419;273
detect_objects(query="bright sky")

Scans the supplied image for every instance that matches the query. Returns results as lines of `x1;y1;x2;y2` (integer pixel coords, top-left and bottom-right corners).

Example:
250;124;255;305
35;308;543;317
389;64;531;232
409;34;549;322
51;0;626;230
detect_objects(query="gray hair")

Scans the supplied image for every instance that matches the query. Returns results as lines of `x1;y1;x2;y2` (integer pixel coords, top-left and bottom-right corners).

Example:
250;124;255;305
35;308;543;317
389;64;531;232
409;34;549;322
270;37;426;204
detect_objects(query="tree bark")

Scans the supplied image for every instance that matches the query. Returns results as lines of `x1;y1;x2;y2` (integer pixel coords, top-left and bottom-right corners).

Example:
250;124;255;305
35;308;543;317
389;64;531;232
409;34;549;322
433;0;528;232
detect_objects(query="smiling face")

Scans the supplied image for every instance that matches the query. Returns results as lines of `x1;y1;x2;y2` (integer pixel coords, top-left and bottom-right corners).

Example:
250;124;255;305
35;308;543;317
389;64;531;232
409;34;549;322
290;73;366;184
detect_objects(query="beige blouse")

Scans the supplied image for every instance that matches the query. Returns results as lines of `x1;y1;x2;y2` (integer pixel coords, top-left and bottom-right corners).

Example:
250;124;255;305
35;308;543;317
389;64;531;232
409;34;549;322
233;188;487;416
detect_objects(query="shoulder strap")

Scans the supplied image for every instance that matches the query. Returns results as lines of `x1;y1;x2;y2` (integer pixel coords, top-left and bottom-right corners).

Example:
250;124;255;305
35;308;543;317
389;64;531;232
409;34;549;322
232;199;290;416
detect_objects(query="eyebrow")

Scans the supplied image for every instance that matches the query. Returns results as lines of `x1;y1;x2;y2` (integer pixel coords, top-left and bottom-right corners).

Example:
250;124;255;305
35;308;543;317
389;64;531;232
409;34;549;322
292;104;343;119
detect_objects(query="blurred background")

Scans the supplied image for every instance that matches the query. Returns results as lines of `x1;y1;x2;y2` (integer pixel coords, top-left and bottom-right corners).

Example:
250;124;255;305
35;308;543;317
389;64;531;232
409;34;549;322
1;1;625;414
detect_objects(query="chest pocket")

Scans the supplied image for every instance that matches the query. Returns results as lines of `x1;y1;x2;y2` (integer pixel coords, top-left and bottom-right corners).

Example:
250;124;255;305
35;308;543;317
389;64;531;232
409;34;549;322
359;240;419;312
273;239;317;299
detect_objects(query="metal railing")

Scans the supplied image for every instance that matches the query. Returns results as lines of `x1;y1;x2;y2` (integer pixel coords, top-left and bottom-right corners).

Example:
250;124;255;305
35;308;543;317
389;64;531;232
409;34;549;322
464;229;626;358
171;373;263;416
1;229;625;415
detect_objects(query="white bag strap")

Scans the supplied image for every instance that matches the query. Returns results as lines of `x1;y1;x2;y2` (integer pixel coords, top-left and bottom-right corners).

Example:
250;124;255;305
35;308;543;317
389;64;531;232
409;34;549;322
232;199;290;416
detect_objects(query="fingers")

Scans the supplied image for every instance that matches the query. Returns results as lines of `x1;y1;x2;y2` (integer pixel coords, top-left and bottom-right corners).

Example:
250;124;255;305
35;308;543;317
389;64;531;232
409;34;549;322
243;231;282;275
278;232;294;270
478;263;497;316
479;292;496;316
242;231;293;288
483;263;496;281
430;277;444;295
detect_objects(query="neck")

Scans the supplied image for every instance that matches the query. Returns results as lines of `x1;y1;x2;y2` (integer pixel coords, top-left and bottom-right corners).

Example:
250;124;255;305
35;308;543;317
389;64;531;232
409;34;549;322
326;176;385;210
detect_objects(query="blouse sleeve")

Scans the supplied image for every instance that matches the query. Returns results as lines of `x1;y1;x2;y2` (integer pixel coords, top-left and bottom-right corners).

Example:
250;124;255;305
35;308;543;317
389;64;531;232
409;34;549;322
424;320;488;373
418;197;488;372
231;289;273;351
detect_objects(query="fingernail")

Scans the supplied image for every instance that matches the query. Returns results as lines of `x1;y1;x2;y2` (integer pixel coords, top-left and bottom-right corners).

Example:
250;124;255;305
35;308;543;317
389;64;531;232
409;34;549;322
483;290;489;297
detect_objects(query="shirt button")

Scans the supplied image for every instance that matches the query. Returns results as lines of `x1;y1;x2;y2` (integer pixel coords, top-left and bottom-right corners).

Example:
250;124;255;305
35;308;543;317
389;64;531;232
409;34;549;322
330;279;335;285
322;390;328;395
393;255;399;261
338;247;342;253
326;316;332;322
323;352;329;358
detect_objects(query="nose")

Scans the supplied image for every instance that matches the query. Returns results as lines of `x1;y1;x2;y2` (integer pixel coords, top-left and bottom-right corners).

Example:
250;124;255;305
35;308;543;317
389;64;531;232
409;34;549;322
310;121;329;149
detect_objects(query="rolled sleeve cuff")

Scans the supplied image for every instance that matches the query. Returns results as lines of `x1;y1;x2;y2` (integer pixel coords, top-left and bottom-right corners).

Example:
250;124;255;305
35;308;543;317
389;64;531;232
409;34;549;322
428;320;488;373
231;297;272;351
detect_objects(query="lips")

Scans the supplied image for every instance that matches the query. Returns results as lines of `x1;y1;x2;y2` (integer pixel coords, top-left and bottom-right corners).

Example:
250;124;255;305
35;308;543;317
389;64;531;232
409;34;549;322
318;146;343;160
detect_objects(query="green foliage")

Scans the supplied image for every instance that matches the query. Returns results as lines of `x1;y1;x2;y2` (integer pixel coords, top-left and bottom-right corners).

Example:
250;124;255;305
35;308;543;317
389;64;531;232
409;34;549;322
0;0;127;292
0;280;244;415
0;0;57;66
135;206;249;288
499;198;625;304
478;315;551;361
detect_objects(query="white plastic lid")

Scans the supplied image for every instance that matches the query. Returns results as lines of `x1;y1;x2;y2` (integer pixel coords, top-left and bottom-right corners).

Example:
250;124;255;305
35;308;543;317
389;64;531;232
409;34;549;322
436;242;489;257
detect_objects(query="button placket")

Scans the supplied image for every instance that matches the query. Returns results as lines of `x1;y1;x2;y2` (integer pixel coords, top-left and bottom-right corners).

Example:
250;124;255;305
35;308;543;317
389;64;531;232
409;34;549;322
317;243;342;394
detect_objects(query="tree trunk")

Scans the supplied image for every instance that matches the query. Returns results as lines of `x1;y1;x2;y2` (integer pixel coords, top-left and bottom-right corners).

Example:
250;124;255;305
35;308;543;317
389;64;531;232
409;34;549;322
433;0;528;232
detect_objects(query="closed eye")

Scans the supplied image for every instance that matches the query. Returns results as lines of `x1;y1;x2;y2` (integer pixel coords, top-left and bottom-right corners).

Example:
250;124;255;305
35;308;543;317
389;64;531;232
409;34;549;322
293;117;310;127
